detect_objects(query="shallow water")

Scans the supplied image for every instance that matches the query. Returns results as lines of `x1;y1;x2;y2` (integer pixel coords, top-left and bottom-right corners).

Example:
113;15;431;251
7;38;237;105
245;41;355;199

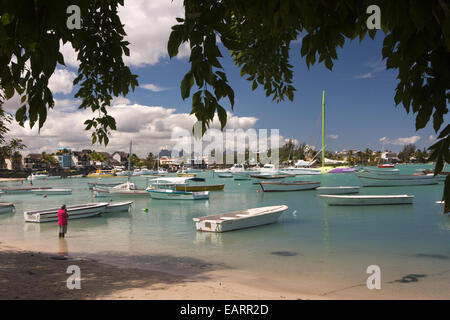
1;164;449;297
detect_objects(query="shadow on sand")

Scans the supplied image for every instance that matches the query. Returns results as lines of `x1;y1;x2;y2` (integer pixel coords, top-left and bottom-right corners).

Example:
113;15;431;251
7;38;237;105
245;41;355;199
0;247;229;299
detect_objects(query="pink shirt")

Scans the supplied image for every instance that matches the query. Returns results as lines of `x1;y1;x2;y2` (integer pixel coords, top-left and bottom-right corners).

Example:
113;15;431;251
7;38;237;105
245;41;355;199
58;209;68;226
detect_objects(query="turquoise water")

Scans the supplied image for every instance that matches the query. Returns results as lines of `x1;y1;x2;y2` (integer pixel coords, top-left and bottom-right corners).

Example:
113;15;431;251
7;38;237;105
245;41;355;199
1;164;449;296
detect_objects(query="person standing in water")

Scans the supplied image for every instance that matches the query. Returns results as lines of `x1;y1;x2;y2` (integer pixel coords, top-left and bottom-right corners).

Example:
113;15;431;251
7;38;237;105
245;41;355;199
58;205;68;238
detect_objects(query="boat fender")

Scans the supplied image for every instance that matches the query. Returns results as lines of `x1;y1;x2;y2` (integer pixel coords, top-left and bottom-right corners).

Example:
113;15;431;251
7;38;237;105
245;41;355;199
256;189;260;193
143;208;149;213
43;194;47;198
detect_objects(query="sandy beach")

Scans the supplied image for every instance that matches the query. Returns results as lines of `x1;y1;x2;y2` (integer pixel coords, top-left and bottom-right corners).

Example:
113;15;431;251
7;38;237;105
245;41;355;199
1;241;450;300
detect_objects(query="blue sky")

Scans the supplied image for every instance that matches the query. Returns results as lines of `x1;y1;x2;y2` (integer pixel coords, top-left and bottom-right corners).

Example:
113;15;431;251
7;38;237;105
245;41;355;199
124;32;445;153
6;1;447;156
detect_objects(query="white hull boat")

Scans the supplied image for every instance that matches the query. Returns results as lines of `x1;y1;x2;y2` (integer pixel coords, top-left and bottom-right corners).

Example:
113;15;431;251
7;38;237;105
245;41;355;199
104;201;133;213
146;188;209;200
316;186;360;194
32;188;72;195
217;172;233;178
0;202;15;213
24;202;109;223
88;182;122;190
1;187;54;194
93;182;149;196
319;194;414;206
357;172;438;187
364;168;400;175
259;181;320;192
27;173;48;180
193;205;288;232
279;167;322;175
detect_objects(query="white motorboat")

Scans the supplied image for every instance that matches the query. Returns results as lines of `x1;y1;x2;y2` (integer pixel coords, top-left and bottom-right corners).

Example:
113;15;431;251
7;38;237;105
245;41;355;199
93;181;149;196
1;187;54;194
146;188;209;200
104;201;133;213
258;163;279;174
24;202;109;223
316;186;360;194
279;167;322;175
31;188;72;195
27;172;49;180
357;172;439;187
87;182;122;190
363;168;400;174
259;181;320;192
318;194;414;206
0;202;15;213
229;164;246;173
193;205;288;232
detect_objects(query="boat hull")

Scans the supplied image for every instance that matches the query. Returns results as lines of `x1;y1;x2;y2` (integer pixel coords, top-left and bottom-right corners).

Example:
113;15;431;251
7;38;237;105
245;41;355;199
319;194;414;206
175;184;224;191
279;168;321;175
147;189;209;200
0;203;15;213
104;201;133;213
316;186;360;194
259;181;320;192
357;173;438;187
32;189;72;195
193;205;288;232
24;203;109;223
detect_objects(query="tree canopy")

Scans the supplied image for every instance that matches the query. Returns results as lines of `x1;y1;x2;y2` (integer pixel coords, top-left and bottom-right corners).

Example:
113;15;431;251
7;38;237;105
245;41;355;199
168;0;449;211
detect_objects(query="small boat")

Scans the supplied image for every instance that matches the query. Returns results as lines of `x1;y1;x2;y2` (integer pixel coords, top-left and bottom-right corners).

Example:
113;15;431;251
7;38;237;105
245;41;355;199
193;205;288;232
316;186;360;194
1;187;54;194
364;168;400;175
0;202;15;213
250;173;295;179
177;172;197;177
24;202;109;223
87;182;122;190
318;194;414;206
326;167;359;173
32;188;72;195
217;172;233;178
26;172;48;180
378;164;395;168
104;201;133;213
146;188;210;200
259;181;320;192
87;169;116;178
279;168;321;175
357;172;439;187
175;184;224;191
94;182;148;196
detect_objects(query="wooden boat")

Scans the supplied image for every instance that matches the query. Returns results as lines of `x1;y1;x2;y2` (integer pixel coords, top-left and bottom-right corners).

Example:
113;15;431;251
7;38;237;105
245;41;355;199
279;167;321;175
32;188;72;195
146;188;209;200
0;202;15;213
319;194;414;206
175;184;224;191
316;186;360;194
87;182;122;190
104;201;133;213
250;173;294;179
357;172;439;187
378;164;395;168
217;172;233;178
193;205;288;232
24;202;109;223
1;187;54;194
259;181;320;192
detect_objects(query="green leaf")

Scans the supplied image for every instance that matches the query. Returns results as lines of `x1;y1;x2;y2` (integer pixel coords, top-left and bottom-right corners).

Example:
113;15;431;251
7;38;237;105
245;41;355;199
180;72;194;100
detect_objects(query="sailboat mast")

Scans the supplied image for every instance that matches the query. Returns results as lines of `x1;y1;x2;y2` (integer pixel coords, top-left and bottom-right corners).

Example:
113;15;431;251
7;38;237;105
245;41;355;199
127;140;132;182
322;90;325;168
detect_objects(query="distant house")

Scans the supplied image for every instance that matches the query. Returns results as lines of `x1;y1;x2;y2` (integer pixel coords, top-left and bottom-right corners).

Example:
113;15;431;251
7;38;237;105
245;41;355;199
72;150;91;167
381;151;398;162
112;151;128;165
56;154;73;168
24;154;47;170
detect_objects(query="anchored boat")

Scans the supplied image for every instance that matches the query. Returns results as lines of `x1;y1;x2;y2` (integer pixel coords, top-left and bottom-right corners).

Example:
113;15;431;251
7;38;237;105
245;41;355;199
193;205;288;232
259;181;320;192
316;186;360;194
24;202;109;223
0;202;15;213
318;194;414;206
103;201;133;213
1;187;54;194
87;182;122;190
31;188;72;195
357;172;439;187
146;188;209;200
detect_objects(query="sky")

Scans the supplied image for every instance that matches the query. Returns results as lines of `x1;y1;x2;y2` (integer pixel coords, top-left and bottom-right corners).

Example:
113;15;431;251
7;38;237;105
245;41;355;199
3;0;448;157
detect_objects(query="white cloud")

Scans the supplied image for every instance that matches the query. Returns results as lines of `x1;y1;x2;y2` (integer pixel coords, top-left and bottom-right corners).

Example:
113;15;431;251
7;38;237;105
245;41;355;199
141;84;170;92
119;0;190;67
328;134;339;139
48;69;76;94
379;135;421;145
60;42;79;68
428;135;436;143
353;72;373;79
6;101;260;157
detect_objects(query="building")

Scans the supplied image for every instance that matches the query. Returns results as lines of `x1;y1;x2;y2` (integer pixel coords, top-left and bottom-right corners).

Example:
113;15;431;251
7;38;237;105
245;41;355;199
381;151;398;162
56;154;73;168
112;151;128;165
24;154;47;170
